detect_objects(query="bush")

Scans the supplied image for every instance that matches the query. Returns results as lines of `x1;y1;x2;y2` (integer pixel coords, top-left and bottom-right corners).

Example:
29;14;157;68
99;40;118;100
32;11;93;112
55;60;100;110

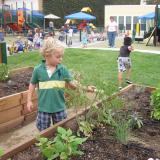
36;127;87;160
0;63;9;82
129;111;143;129
151;87;160;120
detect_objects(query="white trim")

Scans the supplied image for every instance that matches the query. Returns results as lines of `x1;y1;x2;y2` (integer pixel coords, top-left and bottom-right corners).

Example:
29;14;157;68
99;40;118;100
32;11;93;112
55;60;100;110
117;16;119;32
124;15;126;31
105;5;156;7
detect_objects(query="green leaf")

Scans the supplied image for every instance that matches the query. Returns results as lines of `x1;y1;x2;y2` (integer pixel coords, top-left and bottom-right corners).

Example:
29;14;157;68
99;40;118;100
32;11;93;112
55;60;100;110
54;141;65;152
60;152;68;160
51;153;59;160
67;129;73;136
0;64;9;82
57;127;66;135
42;147;54;159
38;137;48;144
73;150;84;156
0;148;4;157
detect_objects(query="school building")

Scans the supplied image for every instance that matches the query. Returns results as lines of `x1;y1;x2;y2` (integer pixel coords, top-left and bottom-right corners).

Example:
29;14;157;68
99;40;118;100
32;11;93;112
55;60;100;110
104;5;155;33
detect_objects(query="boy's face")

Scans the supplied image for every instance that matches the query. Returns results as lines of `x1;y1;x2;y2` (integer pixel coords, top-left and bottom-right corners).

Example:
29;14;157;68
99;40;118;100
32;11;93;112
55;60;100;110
46;48;64;66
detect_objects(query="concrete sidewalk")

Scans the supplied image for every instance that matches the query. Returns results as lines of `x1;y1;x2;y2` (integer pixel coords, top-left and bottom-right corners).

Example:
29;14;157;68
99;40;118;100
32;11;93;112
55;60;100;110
69;39;160;54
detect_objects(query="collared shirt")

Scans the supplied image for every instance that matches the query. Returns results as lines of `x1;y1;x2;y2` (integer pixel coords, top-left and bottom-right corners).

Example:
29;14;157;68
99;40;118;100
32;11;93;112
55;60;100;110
30;60;72;113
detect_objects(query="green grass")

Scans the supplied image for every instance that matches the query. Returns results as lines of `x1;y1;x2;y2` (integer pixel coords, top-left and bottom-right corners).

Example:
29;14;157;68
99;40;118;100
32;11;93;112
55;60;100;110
8;49;160;88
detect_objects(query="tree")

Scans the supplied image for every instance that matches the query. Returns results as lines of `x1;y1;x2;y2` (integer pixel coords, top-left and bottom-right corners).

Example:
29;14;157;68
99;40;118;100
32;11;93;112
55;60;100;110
43;0;140;26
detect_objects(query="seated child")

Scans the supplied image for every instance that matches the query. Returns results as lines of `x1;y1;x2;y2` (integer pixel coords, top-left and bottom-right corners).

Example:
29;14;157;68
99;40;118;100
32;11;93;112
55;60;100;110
15;36;25;53
7;42;16;55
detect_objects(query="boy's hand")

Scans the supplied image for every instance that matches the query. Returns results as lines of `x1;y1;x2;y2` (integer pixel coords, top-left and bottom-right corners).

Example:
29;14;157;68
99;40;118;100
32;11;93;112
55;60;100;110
27;101;34;112
87;85;96;92
128;46;134;51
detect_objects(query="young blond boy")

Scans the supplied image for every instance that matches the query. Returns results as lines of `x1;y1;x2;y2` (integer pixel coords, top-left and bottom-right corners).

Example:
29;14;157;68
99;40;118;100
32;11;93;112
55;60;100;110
27;37;94;131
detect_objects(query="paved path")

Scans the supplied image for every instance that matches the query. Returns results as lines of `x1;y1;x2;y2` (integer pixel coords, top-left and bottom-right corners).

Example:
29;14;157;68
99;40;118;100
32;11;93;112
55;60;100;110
69;40;160;54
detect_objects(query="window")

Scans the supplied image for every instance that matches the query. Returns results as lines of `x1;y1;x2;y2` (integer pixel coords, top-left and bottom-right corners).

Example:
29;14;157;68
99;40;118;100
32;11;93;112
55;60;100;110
133;16;138;30
141;19;146;31
126;16;131;30
119;16;124;30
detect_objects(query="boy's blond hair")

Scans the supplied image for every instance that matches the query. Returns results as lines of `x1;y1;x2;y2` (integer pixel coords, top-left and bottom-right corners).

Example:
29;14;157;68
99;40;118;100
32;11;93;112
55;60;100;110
41;37;65;57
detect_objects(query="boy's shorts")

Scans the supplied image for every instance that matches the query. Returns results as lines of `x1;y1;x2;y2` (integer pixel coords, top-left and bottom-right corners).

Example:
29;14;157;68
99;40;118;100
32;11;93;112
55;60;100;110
36;110;67;131
117;57;131;72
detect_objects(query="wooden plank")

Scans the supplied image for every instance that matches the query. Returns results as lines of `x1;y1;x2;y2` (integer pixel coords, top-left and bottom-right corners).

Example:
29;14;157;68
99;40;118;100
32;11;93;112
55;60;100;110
22;100;38;115
0;105;23;124
132;84;156;93
21;90;37;104
10;67;33;76
108;84;134;100
0;116;24;134
145;86;156;92
0;93;21;112
23;111;37;125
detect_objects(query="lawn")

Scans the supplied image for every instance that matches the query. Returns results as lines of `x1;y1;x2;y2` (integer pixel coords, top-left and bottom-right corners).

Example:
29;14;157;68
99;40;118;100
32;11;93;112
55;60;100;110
8;48;160;88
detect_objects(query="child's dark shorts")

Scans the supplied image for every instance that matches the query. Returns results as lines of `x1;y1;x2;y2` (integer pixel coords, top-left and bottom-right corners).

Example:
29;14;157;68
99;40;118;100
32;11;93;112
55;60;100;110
36;110;67;131
117;57;132;72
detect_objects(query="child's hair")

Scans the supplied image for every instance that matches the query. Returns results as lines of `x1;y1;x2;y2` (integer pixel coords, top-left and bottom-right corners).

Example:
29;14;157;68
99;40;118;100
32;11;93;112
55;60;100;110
110;16;114;20
123;37;132;46
40;37;65;57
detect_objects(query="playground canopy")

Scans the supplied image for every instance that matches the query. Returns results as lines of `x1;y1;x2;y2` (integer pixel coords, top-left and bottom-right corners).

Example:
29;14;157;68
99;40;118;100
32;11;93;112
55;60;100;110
32;11;44;18
44;14;60;19
64;12;96;20
138;12;155;20
44;14;60;30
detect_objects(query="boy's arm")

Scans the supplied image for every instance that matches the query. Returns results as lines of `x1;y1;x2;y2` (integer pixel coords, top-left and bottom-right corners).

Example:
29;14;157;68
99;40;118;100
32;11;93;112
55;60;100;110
65;81;96;92
27;83;36;112
64;67;96;92
128;45;134;51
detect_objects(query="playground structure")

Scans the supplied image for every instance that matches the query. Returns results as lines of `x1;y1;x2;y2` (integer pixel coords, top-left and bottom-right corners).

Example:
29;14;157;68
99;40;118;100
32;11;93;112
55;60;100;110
136;3;160;46
0;2;44;34
147;3;160;46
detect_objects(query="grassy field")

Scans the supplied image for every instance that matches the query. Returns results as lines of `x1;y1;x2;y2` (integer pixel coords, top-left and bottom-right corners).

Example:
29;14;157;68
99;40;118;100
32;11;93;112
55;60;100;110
8;49;160;89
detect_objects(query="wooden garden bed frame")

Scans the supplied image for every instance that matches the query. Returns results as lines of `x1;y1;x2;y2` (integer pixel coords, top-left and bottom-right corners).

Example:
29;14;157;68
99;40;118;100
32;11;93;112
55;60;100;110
0;84;156;160
0;67;37;133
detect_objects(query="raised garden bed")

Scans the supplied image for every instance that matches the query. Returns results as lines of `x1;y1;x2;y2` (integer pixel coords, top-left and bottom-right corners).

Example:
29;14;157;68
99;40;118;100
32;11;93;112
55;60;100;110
0;67;38;133
1;84;160;160
0;67;33;98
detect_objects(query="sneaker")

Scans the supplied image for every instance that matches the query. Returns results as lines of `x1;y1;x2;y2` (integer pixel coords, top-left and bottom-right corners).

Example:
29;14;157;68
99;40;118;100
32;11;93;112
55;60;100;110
126;79;133;84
